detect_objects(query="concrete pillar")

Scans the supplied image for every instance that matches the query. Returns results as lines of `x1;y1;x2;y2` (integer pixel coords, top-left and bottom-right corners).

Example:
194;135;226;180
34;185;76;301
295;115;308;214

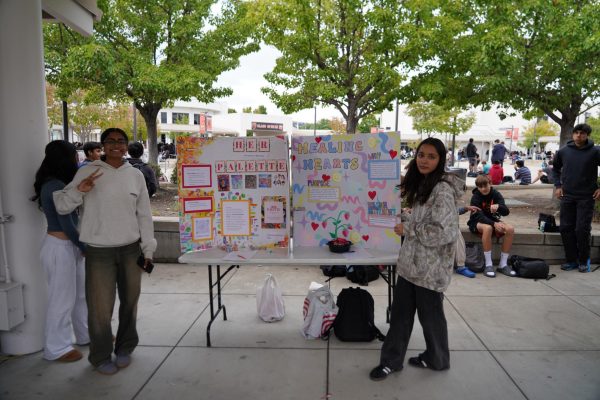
0;0;48;354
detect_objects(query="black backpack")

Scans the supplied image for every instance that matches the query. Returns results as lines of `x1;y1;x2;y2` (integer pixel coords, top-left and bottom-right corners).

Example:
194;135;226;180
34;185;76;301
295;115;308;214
332;287;385;342
131;162;157;197
508;255;555;280
346;265;380;286
320;265;347;278
538;213;559;233
464;242;485;273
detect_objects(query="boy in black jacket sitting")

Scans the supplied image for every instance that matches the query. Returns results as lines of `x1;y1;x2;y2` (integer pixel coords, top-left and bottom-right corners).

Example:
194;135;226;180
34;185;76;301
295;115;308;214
467;175;516;278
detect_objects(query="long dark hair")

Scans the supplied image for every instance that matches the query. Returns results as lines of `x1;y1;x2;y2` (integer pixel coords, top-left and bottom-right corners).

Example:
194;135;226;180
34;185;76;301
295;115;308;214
31;140;78;205
399;137;448;206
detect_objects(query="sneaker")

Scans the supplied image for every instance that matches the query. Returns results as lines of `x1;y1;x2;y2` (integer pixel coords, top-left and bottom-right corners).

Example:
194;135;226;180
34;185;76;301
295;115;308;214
579;258;591;273
115;353;131;369
96;361;118;375
497;266;517;277
561;262;578;271
484;265;496;278
456;266;476;278
369;365;397;381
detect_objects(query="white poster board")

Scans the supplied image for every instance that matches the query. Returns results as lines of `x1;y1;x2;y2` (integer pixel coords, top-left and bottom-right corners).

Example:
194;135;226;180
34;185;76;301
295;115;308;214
291;133;401;250
177;136;290;253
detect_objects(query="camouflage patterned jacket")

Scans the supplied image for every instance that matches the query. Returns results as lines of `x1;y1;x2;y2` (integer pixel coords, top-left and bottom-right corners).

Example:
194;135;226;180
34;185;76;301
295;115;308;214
397;175;462;292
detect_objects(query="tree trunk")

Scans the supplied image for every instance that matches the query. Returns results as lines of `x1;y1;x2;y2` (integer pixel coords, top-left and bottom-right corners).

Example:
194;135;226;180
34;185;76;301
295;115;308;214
137;103;162;164
558;116;578;148
346;115;359;134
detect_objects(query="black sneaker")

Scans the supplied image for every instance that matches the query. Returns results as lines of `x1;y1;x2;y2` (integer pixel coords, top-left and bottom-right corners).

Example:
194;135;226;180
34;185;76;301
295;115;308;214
561;262;578;271
579;259;591;273
369;365;397;381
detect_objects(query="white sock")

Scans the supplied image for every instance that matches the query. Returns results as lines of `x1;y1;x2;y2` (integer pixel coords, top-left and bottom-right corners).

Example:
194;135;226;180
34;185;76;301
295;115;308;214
500;252;509;268
484;251;492;267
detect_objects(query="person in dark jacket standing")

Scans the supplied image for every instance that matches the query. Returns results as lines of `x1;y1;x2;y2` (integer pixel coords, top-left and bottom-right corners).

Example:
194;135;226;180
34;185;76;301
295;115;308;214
467;175;516;278
491;139;508;167
127;142;158;197
552;123;600;273
466;138;478;174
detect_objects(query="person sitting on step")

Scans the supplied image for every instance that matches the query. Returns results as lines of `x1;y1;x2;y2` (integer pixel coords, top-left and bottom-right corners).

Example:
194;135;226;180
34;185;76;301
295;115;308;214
467;175;516;278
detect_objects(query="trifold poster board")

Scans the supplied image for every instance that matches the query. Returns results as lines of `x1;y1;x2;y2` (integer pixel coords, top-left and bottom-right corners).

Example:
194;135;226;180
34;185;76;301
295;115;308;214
176;136;290;253
291;132;402;250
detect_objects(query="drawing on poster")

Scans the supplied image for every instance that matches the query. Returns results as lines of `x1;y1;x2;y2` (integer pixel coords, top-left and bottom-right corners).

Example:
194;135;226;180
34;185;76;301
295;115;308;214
245;174;257;189
192;217;213;241
217;174;230;191
258;174;272;188
262;196;286;228
273;173;287;186
231;174;243;189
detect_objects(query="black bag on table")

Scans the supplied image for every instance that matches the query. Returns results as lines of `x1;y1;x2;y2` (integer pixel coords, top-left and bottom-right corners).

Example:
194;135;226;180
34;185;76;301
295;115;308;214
346;265;380;286
332;287;385;342
508;255;555;280
465;242;485;273
320;265;347;277
538;213;559;233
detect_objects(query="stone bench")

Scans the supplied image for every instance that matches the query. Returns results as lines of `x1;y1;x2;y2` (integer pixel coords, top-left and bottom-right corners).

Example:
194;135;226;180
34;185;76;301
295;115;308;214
152;217;600;264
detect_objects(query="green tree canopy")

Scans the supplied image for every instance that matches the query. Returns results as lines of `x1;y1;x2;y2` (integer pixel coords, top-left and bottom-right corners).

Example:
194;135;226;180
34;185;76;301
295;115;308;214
46;0;258;163
255;0;420;134
357;114;379;133
520;119;559;150
253;105;267;114
410;0;600;146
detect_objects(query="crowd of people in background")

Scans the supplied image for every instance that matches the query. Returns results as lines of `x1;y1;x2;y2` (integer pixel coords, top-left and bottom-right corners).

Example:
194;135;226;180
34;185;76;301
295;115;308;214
454;137;555;186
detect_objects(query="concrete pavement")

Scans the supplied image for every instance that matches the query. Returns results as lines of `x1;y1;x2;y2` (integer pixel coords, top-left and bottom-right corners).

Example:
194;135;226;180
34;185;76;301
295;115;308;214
1;262;599;399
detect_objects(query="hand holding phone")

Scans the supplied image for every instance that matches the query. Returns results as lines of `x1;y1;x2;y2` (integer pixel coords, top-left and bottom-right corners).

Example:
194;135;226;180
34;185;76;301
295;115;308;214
137;255;154;274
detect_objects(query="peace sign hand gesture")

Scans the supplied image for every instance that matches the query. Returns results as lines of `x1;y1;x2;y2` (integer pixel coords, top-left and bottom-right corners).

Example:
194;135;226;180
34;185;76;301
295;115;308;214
77;168;103;193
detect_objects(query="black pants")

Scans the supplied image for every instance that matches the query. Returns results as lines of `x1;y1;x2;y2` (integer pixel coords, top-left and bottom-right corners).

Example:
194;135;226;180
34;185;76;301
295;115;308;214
559;196;594;265
379;277;449;371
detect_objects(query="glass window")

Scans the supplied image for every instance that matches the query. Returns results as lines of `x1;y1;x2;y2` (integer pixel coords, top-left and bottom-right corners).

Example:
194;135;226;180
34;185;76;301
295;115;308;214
193;113;200;125
172;112;189;125
160;112;167;124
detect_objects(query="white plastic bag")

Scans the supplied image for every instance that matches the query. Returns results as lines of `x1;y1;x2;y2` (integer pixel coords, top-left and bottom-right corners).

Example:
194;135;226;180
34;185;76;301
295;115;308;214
256;273;285;322
301;282;337;339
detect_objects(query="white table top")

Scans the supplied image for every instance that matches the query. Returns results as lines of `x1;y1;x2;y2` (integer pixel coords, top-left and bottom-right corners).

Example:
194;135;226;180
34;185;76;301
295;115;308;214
178;246;399;266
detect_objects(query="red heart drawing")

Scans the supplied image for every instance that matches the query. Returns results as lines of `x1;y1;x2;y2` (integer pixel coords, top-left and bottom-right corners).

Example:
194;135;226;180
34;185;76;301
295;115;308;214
344;213;350;220
342;230;349;237
311;222;319;231
315;137;322;143
322;221;327;228
362;235;370;241
291;155;296;161
389;149;398;159
322;174;331;181
368;191;376;200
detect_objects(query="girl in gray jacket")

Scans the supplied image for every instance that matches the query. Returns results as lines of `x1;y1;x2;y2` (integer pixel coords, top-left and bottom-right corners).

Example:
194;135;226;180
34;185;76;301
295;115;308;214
370;137;461;381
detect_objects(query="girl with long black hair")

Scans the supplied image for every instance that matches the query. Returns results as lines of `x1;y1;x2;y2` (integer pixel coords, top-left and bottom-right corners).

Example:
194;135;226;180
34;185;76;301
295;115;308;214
370;137;462;380
32;140;88;362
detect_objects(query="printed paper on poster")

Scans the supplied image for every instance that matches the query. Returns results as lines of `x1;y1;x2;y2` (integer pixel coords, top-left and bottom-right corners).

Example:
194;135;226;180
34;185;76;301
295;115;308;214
368;160;399;180
221;200;251;236
308;187;340;203
182;164;212;188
